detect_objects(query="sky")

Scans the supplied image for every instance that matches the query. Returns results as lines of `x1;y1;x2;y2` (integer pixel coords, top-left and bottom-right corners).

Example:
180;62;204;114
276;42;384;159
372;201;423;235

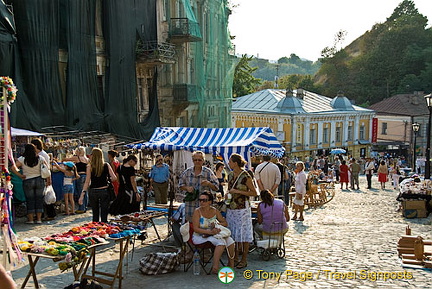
228;0;432;62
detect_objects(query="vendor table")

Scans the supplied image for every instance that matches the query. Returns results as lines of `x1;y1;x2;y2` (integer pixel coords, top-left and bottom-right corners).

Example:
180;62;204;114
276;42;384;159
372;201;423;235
111;211;167;242
81;236;131;289
21;242;109;289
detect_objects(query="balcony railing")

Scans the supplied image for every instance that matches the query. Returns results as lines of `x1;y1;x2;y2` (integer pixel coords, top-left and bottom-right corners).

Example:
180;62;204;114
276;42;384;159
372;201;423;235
136;40;176;64
169;18;202;43
173;84;198;102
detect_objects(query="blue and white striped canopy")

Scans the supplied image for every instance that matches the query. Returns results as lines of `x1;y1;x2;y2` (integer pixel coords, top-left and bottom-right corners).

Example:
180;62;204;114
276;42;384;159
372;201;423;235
129;127;285;163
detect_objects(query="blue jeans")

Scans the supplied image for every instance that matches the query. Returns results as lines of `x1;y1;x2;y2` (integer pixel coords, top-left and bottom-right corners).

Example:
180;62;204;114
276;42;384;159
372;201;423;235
89;187;110;222
74;174;87;211
63;184;74;195
23;176;45;214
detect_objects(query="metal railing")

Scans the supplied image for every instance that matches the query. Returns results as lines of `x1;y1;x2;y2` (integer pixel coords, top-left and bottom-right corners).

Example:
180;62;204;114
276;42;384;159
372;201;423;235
170;18;202;41
136;40;176;62
173;84;198;102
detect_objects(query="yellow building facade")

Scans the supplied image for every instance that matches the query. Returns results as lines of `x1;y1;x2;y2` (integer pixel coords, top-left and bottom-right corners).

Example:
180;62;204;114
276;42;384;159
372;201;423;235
232;89;376;160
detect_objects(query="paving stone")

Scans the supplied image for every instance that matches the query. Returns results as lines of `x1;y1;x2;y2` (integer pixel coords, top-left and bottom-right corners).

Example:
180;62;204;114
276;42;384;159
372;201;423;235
6;175;432;288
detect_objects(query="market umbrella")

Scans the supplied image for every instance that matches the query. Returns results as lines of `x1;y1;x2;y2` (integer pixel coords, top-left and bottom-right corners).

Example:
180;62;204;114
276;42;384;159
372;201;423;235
330;148;346;154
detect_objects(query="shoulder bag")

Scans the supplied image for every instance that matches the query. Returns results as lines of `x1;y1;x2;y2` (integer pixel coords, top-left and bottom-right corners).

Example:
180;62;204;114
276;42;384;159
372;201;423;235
40;158;51;179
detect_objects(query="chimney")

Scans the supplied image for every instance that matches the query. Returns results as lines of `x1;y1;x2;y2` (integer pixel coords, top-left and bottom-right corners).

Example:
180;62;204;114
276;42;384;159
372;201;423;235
296;88;304;99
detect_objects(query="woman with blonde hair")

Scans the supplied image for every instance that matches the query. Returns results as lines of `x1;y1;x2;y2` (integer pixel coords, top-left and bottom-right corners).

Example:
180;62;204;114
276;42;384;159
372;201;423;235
292;161;307;221
63;146;89;213
79;148;117;222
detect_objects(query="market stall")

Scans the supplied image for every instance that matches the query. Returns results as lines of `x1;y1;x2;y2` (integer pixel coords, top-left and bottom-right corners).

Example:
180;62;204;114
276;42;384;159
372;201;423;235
18;222;142;289
397;176;432;218
128;126;285;209
129;126;285;167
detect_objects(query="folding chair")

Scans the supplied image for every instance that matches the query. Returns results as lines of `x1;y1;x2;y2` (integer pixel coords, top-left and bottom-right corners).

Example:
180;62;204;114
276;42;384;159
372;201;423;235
183;223;216;275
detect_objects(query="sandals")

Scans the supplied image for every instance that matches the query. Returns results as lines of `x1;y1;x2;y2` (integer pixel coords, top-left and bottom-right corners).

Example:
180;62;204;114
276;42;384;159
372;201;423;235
211;267;220;274
25;221;34;224
236;261;247;269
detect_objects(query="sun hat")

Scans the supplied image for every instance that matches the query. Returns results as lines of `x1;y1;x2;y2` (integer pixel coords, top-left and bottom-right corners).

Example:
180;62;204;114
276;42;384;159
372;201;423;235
63;161;75;168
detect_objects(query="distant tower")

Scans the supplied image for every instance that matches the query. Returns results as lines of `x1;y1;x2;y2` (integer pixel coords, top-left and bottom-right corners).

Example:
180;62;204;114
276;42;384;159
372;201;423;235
274;63;279;88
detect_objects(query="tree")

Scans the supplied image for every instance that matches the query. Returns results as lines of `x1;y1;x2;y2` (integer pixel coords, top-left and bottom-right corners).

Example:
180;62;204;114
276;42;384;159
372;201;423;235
232;54;261;97
320;30;347;59
314;0;432;105
278;74;317;91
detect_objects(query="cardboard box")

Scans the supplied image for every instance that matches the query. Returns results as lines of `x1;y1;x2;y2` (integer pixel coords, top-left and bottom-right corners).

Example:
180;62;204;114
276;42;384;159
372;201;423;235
403;200;426;210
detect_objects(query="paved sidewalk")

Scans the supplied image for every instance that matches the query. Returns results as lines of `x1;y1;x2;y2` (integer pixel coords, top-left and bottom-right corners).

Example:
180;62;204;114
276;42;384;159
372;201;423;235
8;175;432;288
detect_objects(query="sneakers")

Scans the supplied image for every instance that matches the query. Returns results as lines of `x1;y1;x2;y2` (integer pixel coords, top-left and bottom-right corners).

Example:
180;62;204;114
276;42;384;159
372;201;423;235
75;210;85;214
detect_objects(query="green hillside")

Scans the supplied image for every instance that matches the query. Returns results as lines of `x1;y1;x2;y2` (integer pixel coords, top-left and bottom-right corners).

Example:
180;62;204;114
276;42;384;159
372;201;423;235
314;0;432;106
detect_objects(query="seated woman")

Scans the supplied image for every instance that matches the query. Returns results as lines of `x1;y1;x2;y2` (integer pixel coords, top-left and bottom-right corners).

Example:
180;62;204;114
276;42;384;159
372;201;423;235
255;189;289;240
192;191;235;273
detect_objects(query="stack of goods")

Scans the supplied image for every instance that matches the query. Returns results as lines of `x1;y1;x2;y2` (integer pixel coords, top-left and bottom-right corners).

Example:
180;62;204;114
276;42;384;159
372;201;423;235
399;177;431;195
18;222;141;271
398;177;431;218
111;211;165;223
397;226;432;268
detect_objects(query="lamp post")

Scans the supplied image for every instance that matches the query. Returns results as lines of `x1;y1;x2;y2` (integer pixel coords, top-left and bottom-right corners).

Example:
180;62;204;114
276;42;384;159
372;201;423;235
412;122;420;173
424;94;432;179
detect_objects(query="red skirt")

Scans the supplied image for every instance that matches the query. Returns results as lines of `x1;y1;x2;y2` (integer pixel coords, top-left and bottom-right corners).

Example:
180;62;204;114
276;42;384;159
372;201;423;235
378;173;387;183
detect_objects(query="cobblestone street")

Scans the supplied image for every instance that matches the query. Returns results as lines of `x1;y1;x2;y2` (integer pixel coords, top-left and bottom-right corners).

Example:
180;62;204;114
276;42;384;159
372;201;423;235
9;175;432;288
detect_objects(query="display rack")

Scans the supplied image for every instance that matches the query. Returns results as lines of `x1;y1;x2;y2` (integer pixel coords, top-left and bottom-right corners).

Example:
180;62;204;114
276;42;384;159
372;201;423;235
0;77;21;270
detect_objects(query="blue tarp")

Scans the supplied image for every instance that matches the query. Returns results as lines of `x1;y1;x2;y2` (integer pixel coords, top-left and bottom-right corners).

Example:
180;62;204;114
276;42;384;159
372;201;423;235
129;127;285;164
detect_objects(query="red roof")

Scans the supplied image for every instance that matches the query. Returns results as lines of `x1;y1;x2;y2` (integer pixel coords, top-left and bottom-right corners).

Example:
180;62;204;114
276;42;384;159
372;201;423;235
368;93;429;116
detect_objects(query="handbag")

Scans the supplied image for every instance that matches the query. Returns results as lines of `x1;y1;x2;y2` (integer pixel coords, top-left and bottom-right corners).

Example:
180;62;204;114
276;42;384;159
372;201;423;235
43;185;56;204
183;189;199;202
213;223;231;239
40;159;51;179
107;182;115;202
139;252;179;275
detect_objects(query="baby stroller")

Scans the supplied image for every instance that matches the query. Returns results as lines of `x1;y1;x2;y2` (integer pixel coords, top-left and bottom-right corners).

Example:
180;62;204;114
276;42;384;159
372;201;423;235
256;221;286;261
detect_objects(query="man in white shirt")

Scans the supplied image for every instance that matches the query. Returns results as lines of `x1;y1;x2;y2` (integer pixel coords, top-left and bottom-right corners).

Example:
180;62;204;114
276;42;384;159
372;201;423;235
364;157;375;189
255;155;281;194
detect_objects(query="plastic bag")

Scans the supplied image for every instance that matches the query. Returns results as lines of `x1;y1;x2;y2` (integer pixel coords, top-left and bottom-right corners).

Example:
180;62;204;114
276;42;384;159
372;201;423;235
44;185;56;204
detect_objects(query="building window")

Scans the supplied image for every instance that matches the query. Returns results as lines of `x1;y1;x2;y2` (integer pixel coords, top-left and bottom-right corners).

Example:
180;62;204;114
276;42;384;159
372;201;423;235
296;125;302;145
336;127;341;142
382;122;387;135
310;129;316;144
323;128;329;143
347;125;353;141
359;125;365;140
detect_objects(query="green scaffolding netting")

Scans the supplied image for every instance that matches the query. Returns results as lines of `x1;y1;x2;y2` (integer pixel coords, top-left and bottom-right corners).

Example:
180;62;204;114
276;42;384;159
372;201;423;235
0;0;233;139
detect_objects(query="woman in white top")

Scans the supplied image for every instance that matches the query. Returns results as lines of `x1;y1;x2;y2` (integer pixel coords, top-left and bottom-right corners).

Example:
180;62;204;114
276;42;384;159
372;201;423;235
292;161;307;221
11;144;50;224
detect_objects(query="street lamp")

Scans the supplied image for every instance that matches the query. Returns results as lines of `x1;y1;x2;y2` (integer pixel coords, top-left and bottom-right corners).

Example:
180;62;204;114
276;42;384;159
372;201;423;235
412;122;420;173
424;93;432;179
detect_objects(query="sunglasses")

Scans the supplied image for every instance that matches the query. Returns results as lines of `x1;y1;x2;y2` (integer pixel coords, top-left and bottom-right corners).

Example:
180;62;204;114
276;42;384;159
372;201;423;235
199;198;209;202
193;159;204;162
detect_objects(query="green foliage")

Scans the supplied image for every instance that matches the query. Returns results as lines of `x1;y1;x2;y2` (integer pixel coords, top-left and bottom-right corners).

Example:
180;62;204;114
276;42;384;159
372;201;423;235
256;80;275;91
249;55;320;81
314;0;432;105
278;74;317;91
232;54;262;98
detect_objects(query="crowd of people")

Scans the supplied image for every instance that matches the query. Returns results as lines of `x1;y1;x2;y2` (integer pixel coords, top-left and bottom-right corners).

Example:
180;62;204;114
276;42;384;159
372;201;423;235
9;139;413;276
